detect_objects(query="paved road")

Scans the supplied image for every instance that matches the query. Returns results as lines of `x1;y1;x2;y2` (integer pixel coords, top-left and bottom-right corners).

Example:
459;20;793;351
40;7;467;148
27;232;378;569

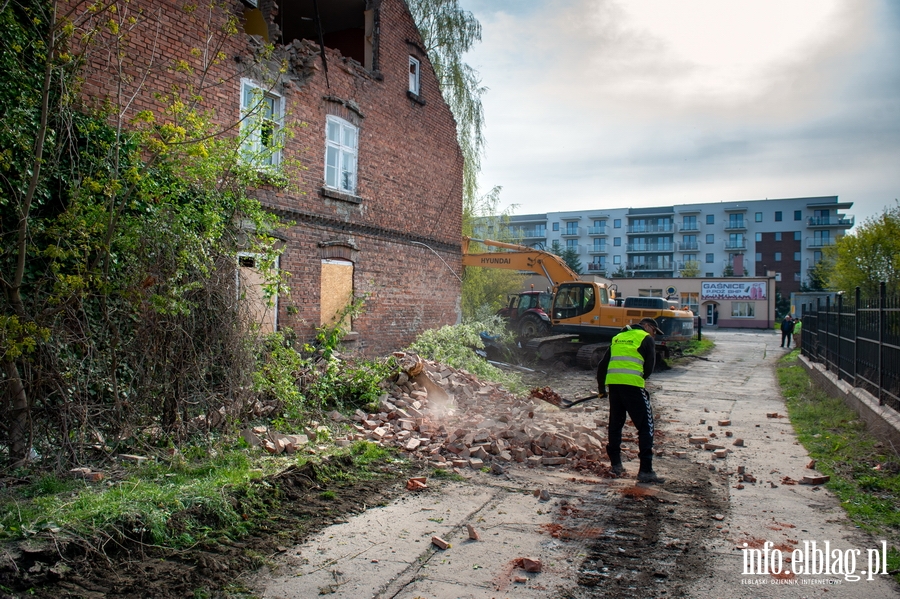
248;330;898;598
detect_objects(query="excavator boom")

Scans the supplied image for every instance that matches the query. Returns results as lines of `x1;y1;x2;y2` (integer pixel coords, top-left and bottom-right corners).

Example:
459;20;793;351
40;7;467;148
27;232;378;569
461;236;580;287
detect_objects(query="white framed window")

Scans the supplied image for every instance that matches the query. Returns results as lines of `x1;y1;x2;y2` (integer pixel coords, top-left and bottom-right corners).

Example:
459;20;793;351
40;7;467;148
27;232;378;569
408;56;421;95
731;302;755;317
240;79;283;167
325;116;359;194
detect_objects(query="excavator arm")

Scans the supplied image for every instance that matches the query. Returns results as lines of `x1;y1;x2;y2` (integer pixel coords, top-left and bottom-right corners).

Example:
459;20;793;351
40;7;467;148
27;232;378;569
461;236;580;287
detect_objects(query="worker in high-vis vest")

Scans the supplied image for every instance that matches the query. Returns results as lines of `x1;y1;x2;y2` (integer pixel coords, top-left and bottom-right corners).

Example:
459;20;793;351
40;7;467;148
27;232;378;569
596;317;665;483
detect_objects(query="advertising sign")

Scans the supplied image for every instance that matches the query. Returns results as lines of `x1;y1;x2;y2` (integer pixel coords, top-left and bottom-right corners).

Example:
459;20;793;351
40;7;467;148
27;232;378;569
701;281;767;300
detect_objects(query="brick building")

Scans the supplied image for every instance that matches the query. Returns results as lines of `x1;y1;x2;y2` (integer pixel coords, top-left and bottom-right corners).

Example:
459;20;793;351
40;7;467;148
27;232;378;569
73;0;463;355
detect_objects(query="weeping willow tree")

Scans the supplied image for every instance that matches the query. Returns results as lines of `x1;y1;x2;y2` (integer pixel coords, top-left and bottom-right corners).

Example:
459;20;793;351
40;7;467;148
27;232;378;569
408;0;521;319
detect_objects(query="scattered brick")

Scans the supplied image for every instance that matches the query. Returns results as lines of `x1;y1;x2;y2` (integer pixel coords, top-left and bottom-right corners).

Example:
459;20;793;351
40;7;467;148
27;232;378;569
732;438;744;447
800;475;830;485
431;536;450;550
466;524;480;541
806;460;816;469
520;557;542;573
718;420;731;426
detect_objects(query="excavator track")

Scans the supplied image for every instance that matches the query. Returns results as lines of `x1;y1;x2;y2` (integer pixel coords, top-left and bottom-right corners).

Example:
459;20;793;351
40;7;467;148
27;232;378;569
576;343;610;370
524;334;579;361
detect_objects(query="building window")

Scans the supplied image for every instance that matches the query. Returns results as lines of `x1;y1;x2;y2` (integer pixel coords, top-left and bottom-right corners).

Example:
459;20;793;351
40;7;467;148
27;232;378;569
755;232;762;242
613;255;621;264
706;234;714;244
755;212;763;222
775;232;782;241
706;214;715;225
794;252;801;261
614;237;621;247
775;211;782;221
755;253;762;262
593;239;605;251
683;253;696;263
408;56;420;95
794;210;802;221
240;79;283;167
794;272;801;281
680;292;699;314
565;221;578;235
775;252;782;261
553;222;559;231
728;214;744;228
614;219;622;228
683;215;697;230
566;239;578;250
731;302;755;317
325;116;359;194
706;253;714;263
794;231;801;241
706;272;714;277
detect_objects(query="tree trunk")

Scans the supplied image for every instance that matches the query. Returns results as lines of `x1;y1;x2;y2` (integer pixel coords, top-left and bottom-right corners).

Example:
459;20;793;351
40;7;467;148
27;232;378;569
4;359;30;466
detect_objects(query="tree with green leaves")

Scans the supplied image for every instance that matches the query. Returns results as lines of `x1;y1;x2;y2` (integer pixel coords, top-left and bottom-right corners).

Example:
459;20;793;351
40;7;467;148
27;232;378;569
820;202;900;296
550;241;583;276
680;260;700;278
0;0;286;466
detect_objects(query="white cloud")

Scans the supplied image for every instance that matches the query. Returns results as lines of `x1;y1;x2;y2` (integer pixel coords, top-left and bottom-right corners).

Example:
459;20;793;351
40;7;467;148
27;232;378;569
459;0;900;224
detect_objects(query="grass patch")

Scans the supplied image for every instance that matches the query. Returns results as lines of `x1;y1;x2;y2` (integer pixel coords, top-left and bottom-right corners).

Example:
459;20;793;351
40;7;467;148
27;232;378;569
0;439;402;552
431;468;465;481
776;353;900;582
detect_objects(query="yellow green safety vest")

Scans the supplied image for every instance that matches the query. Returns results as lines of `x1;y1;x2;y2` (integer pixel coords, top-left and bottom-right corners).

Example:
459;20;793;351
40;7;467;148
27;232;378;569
794;320;802;332
605;327;649;388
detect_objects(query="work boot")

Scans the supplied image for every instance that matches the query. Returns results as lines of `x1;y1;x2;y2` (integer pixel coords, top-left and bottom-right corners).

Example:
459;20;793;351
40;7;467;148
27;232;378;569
611;463;625;476
637;470;665;484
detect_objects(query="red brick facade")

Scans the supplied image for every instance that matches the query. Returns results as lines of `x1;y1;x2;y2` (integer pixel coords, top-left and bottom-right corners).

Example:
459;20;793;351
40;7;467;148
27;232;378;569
71;0;463;355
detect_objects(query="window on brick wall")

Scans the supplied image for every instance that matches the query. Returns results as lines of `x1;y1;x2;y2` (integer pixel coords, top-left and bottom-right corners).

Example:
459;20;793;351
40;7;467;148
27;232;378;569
237;252;278;333
240;79;283;167
325;116;359;194
408;56;420;95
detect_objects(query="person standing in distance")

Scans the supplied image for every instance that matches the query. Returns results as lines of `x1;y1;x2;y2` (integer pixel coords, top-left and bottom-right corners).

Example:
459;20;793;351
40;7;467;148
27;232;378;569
596;317;665;483
780;314;794;348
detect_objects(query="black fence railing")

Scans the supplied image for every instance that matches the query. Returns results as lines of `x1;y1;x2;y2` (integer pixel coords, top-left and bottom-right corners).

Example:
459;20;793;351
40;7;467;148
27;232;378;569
800;283;900;413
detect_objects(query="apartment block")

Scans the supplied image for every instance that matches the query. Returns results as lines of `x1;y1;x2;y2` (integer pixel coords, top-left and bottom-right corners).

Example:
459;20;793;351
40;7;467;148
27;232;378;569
487;196;853;297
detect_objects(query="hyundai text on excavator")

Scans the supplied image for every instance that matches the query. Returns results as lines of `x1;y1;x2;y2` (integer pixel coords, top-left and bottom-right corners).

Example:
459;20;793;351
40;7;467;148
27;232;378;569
462;236;694;369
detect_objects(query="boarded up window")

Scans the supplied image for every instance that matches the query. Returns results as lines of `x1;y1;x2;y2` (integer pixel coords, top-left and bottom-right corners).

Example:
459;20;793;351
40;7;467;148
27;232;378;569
238;254;277;334
320;259;354;328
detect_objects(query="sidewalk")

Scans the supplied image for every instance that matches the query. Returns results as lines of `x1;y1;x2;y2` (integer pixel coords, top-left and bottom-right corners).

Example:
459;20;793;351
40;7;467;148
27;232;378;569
666;330;897;598
248;330;898;598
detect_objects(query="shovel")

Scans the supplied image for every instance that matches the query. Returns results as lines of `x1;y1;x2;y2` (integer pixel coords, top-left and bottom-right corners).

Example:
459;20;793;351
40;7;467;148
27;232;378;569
559;392;605;409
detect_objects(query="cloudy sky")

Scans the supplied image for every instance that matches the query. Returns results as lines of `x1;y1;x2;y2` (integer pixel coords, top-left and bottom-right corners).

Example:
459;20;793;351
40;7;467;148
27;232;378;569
458;0;900;226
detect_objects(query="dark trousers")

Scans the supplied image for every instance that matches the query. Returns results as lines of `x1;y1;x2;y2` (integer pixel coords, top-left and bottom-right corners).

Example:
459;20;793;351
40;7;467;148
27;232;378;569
781;329;792;347
606;384;654;467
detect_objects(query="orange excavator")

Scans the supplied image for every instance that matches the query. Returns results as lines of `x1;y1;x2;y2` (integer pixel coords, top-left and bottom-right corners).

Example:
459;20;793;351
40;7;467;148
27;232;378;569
462;236;694;368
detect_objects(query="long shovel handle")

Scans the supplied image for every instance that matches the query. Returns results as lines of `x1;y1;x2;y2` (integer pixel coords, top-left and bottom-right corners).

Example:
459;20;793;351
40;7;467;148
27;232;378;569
560;392;603;409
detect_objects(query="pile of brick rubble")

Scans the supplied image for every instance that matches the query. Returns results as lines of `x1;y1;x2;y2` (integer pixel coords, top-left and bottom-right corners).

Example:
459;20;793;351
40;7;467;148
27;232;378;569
333;352;619;476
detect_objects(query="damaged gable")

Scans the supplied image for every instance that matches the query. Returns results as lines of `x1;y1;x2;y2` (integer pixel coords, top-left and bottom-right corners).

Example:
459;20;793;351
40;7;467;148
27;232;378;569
245;0;379;69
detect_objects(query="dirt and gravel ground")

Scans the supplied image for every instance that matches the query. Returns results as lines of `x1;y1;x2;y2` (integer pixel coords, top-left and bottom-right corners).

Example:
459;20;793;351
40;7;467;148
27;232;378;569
2;330;898;598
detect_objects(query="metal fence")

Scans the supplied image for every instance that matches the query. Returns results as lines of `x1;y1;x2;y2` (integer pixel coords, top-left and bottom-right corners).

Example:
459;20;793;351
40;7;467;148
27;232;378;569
799;283;900;413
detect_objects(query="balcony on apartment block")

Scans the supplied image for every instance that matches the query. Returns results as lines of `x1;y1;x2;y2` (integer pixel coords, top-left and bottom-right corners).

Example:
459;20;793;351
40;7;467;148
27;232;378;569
627;243;674;253
625;261;675;272
806;216;855;228
587;263;607;275
587;226;608;236
676;241;699;252
806;237;837;249
724;240;748;252
626;223;674;235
